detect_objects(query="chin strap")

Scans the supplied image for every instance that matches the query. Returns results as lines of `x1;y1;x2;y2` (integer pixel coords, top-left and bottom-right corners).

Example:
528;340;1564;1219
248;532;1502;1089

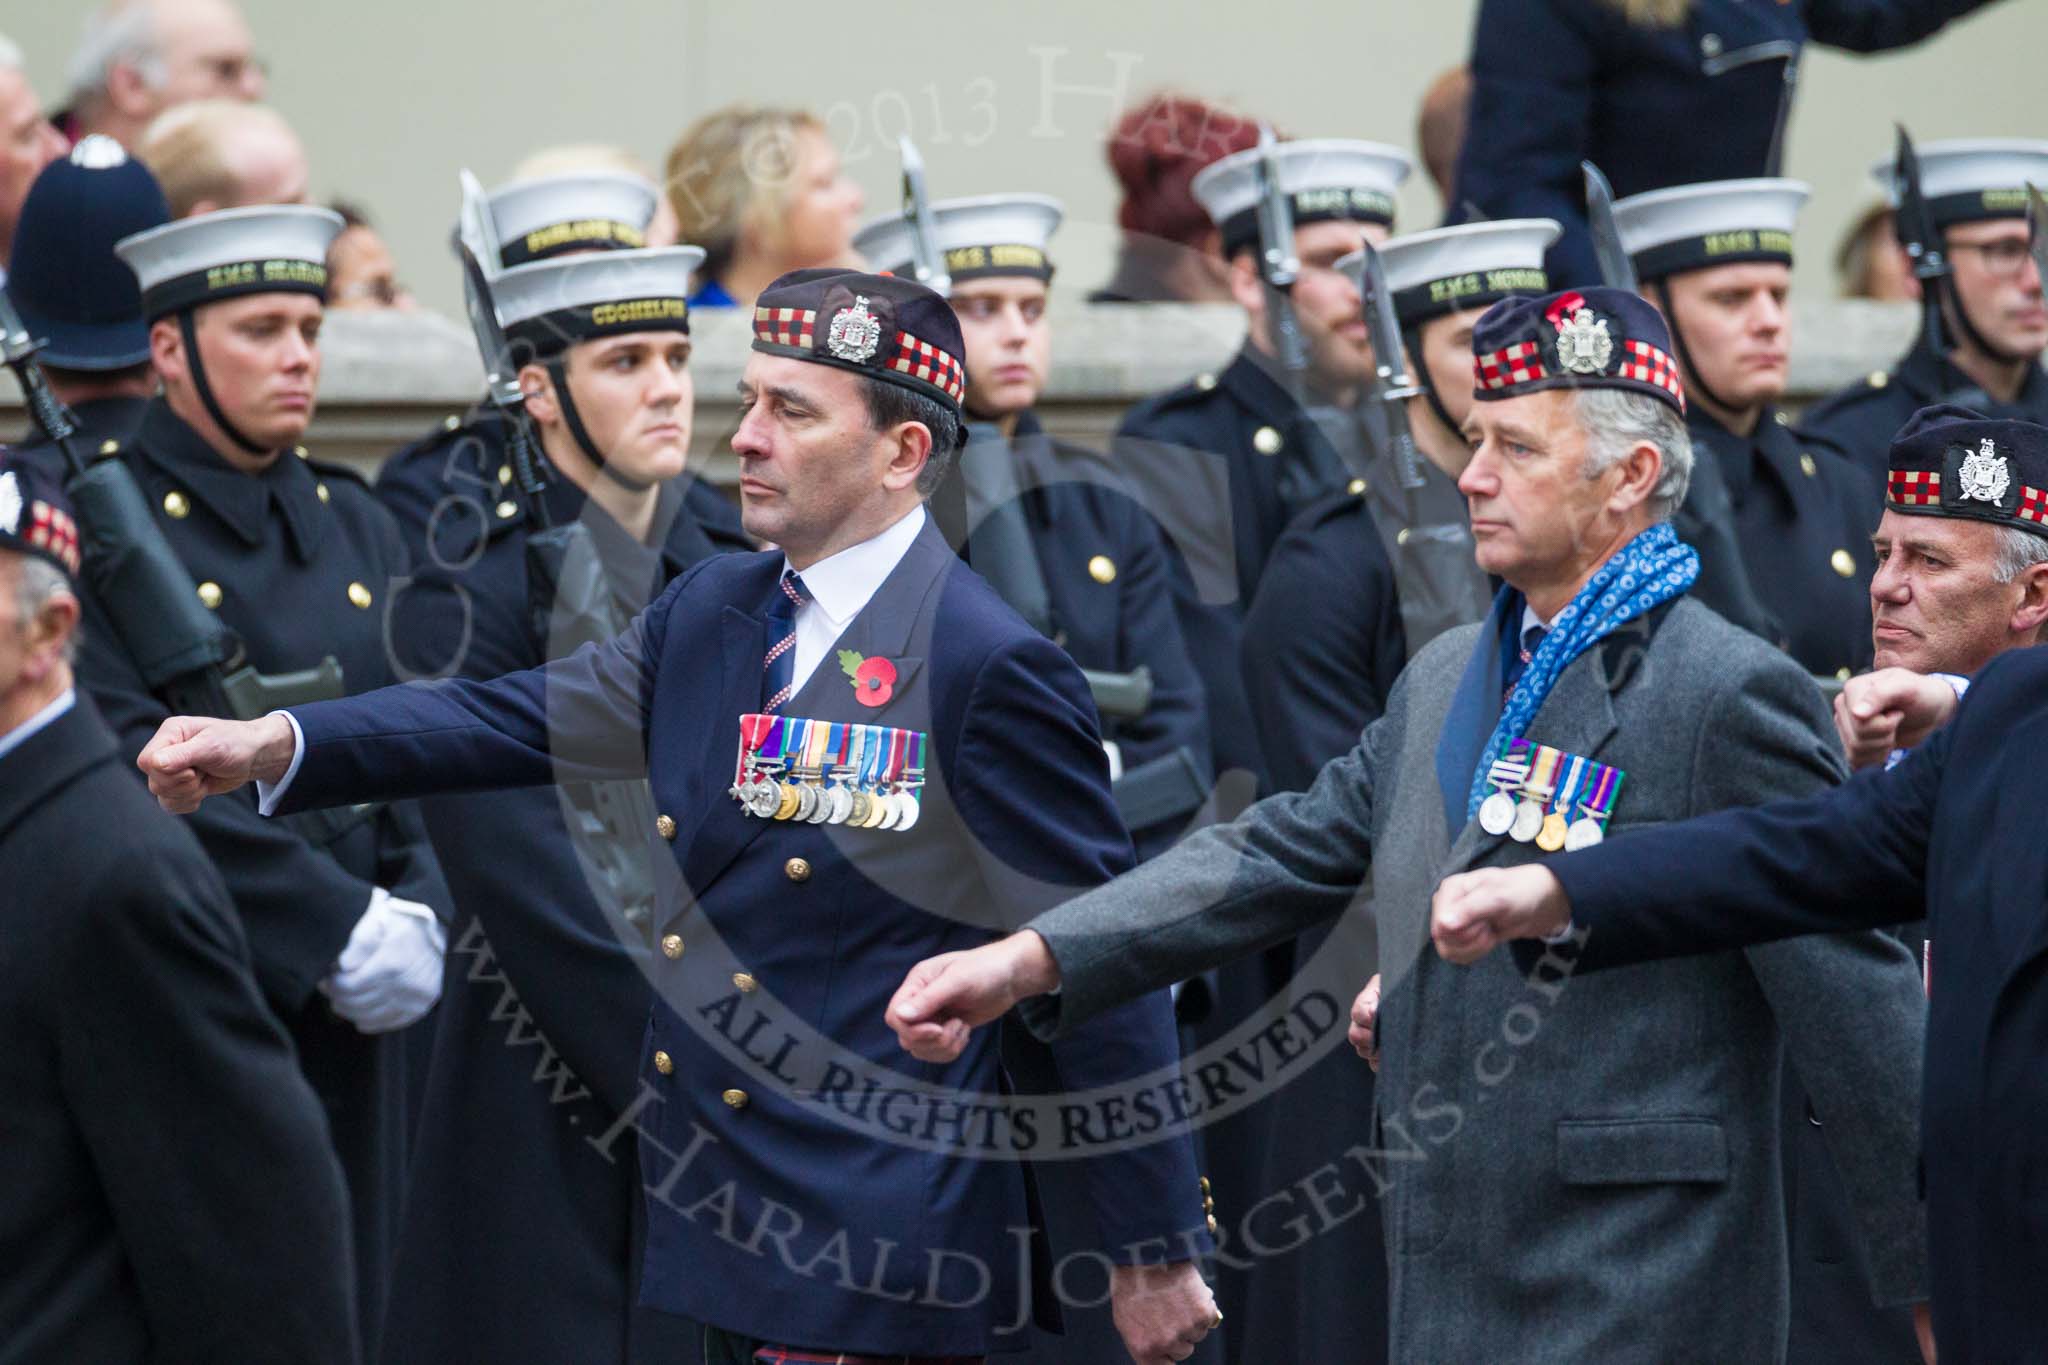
1940;274;2033;370
1402;324;1464;447
543;357;654;494
178;310;269;455
1654;279;1747;422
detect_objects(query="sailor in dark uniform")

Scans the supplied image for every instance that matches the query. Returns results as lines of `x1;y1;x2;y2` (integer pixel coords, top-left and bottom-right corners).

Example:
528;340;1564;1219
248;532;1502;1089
373;169;737;571
1109;137;1412;1355
1230;218;1554;1365
1803;138;2048;471
853;186;1211;860
1618;176;1922;1361
80;204;454;1350
1615;176;1882;679
1454;0;2007;283
1114;137;1414;798
376;231;747;1362
2;136;167;482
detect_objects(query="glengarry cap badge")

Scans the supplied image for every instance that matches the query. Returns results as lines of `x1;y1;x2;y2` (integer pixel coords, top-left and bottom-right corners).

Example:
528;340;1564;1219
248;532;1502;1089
1957;436;2010;504
1553;306;1614;375
827;294;883;363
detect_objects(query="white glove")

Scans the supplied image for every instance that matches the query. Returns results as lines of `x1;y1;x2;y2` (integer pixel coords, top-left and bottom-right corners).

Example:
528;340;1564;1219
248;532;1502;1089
319;888;446;1034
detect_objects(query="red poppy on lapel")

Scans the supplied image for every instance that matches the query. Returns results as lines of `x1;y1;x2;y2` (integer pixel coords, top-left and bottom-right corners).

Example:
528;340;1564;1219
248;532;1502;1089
838;650;898;707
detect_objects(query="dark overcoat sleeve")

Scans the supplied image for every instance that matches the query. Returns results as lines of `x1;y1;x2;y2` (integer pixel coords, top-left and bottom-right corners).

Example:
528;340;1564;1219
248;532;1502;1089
61;821;360;1364
1551;725;1942;967
1803;0;2005;51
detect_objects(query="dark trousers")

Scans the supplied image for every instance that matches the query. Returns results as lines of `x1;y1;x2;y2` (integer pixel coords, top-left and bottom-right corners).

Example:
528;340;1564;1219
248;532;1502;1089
700;1325;984;1364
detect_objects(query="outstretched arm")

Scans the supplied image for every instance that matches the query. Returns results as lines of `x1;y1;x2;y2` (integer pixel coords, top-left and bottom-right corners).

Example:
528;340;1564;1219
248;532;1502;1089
1432;669;1956;967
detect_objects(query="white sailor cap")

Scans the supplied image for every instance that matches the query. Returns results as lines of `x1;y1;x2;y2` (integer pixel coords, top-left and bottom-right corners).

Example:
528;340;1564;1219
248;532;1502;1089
1873;139;2048;228
1341;219;1561;326
853;193;1064;286
114;204;344;322
1612;178;1810;280
1192;138;1414;254
497;245;706;359
486;171;659;268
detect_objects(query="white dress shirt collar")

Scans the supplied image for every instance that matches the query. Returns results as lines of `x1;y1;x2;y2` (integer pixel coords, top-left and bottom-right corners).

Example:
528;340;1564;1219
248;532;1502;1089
0;688;77;767
779;504;927;697
783;504;926;630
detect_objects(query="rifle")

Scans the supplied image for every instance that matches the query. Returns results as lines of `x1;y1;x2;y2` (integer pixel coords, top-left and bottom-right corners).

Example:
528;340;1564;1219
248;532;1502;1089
1893;127;1952;363
1080;665;1152;721
1345;243;1491;651
1356;238;1426;493
1582;161;1638;293
449;172;662;927
897;136;951;295
1252;125;1309;395
0;284;360;841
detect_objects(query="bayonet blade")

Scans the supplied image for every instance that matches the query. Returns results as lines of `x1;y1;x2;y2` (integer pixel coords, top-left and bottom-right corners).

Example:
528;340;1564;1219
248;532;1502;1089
1357;239;1426;490
0;284;30;362
898;136;950;294
1582;161;1636;292
452;169;521;411
1253;124;1300;292
1894;126;1951;357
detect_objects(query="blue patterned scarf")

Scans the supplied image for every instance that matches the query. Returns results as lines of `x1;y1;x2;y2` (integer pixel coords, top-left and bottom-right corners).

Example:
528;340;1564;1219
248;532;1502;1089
1463;522;1699;820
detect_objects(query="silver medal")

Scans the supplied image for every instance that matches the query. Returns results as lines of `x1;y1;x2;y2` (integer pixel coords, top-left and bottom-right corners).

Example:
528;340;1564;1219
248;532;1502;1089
1563;817;1605;852
1478;791;1517;837
1508;798;1544;843
892;790;921;832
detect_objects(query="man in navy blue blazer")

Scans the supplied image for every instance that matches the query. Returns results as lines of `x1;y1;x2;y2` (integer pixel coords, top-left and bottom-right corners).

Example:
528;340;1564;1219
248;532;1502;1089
136;268;1220;1365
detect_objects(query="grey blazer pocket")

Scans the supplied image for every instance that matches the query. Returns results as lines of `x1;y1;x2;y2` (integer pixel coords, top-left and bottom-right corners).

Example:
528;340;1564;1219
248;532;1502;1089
1557;1117;1728;1186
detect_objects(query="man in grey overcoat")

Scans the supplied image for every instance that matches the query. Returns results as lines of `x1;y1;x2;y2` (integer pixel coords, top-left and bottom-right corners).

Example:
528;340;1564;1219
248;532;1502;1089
890;286;1933;1363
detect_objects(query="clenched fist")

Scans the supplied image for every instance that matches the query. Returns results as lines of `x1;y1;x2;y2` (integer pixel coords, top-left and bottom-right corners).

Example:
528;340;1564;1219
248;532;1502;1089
138;712;298;813
1832;667;1963;771
886;931;1062;1063
1430;865;1571;965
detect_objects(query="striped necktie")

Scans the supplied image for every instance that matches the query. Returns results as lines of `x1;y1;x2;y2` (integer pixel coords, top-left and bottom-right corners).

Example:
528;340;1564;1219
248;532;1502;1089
762;569;808;713
1502;622;1547;703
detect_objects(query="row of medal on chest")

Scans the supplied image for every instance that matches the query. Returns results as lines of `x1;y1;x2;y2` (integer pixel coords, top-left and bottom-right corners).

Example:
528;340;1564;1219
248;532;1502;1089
730;713;929;831
1477;739;1626;853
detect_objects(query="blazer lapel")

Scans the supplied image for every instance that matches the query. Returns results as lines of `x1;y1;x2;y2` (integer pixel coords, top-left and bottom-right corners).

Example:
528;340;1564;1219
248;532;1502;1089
1434;589;1514;836
776;525;948;728
1441;612;1648;875
680;527;948;893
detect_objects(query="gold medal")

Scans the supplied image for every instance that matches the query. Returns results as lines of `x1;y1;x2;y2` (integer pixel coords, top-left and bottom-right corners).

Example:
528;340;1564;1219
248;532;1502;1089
848;790;872;825
1535;811;1569;852
773;783;801;820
